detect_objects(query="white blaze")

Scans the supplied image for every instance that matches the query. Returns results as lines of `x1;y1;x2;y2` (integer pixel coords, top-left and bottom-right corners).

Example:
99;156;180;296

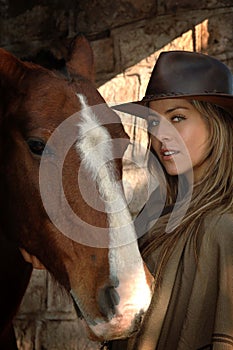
76;94;152;335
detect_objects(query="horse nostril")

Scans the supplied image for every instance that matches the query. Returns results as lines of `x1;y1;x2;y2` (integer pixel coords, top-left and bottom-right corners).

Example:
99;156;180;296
108;286;120;306
98;286;120;320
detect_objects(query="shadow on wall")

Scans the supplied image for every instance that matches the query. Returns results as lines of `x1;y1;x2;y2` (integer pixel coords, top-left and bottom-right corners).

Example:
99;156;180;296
2;0;232;85
31;14;208;83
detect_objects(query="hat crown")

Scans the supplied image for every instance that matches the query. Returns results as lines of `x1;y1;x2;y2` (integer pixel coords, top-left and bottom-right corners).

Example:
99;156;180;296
112;51;233;119
145;51;233;97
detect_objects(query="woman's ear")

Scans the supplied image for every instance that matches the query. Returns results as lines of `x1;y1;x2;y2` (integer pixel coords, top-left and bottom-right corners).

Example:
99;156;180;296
66;34;95;83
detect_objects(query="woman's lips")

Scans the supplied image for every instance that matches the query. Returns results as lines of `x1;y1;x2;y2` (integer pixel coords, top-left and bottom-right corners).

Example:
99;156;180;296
160;148;180;160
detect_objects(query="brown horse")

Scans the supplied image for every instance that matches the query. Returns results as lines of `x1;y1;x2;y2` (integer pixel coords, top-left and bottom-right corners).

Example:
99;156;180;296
0;36;153;349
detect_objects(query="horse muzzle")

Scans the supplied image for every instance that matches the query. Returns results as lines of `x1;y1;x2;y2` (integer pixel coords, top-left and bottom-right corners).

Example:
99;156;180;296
70;283;150;341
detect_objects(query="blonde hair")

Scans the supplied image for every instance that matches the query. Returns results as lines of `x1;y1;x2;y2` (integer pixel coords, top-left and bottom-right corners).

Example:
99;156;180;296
141;100;233;282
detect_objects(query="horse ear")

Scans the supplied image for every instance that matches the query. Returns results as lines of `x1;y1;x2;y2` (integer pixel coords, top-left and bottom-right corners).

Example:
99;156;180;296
66;34;95;83
0;49;26;118
0;48;25;87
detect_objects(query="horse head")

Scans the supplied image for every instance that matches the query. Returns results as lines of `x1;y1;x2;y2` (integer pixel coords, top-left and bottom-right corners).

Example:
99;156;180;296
0;35;153;341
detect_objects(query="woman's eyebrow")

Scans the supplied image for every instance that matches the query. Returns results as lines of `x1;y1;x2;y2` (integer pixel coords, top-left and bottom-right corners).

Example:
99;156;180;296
148;111;161;118
165;106;190;114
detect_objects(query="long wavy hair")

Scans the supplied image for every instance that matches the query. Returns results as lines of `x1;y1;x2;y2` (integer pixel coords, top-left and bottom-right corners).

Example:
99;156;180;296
140;100;233;283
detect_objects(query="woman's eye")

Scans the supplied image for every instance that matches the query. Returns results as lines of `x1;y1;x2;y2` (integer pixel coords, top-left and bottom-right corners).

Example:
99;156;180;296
27;138;46;156
148;119;160;129
171;115;186;122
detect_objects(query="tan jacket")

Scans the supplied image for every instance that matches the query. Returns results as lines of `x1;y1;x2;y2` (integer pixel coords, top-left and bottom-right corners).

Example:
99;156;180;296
110;212;233;350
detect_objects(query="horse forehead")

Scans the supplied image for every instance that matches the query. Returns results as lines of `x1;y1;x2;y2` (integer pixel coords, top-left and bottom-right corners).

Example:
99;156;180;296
21;72;127;141
30;72;102;103
29;75;77;106
25;74;103;121
23;78;78;128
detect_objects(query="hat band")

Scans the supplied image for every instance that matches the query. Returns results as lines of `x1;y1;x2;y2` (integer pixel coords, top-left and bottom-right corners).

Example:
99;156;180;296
142;90;232;101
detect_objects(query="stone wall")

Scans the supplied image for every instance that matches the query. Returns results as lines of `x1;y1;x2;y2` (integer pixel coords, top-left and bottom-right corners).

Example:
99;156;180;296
1;1;233;349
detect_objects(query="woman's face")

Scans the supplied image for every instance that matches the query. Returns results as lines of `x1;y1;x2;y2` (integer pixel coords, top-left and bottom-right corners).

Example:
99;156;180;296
148;98;210;181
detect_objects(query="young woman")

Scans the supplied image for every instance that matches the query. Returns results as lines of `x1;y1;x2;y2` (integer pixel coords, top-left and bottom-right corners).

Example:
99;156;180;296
110;51;233;349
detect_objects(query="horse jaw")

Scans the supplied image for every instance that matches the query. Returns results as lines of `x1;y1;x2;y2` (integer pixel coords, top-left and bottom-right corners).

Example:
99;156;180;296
19;248;45;270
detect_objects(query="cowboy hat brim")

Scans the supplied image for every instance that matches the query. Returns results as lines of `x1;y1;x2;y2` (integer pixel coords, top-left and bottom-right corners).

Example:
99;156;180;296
112;93;233;119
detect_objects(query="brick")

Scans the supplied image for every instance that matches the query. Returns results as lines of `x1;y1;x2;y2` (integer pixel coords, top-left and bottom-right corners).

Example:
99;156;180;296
39;320;100;350
76;0;156;34
98;74;140;103
113;13;206;70
164;0;233;13
14;319;36;350
47;273;75;314
17;270;47;314
123;165;158;217
207;12;233;57
92;38;114;75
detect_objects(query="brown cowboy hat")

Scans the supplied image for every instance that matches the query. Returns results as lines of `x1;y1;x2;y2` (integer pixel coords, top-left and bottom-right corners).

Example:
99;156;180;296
112;50;233;118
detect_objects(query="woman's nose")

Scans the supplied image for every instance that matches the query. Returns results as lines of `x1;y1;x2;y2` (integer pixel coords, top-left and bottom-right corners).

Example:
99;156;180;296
153;121;172;142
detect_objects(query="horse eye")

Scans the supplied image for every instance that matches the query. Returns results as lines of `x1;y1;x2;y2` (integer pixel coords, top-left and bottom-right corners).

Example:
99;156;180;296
27;138;46;156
